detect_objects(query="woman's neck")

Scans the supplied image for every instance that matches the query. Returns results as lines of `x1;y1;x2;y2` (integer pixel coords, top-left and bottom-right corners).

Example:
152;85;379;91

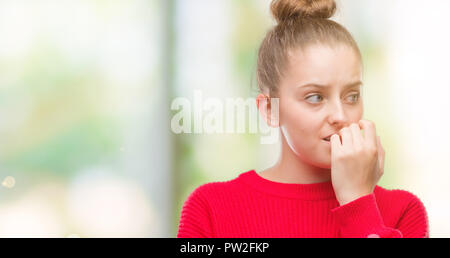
259;135;332;184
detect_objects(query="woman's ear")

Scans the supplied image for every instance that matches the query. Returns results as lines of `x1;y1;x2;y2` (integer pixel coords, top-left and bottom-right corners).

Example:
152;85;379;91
256;93;279;128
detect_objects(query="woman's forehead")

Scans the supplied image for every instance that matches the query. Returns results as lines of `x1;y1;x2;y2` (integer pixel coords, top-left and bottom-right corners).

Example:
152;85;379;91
286;44;362;85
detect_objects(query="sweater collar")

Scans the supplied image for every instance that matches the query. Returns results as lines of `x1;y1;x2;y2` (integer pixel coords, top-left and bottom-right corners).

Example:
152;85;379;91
239;170;337;200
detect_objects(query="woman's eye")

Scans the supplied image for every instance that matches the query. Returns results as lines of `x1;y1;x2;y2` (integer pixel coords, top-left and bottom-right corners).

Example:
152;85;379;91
347;93;360;103
306;94;323;103
305;93;360;104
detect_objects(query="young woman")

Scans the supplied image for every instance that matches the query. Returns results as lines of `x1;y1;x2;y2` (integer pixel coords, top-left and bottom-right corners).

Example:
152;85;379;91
177;0;429;238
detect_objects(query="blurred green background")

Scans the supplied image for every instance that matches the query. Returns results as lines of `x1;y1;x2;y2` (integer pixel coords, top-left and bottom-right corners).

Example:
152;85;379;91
0;0;449;237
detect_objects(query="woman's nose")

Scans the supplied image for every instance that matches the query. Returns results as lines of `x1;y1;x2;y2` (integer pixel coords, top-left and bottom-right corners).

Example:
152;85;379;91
327;101;348;126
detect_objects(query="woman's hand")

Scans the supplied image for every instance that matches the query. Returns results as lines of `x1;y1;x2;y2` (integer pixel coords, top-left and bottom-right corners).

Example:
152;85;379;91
330;119;385;206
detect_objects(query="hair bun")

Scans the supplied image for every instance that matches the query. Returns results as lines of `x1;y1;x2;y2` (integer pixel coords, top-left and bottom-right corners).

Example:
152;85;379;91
271;0;337;23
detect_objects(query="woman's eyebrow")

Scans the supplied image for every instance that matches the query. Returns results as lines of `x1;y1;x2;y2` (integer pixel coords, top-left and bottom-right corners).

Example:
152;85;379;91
297;81;363;90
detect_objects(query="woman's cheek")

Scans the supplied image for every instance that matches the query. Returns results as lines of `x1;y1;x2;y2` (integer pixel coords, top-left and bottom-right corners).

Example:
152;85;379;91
282;124;308;154
280;103;317;151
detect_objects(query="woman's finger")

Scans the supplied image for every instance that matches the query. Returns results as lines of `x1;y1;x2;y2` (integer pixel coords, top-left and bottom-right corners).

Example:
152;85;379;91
359;119;377;148
377;135;385;176
349;123;363;149
339;127;353;149
330;133;342;156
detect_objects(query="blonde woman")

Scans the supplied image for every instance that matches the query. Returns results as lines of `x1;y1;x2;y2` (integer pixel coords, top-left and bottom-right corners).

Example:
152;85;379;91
177;0;429;238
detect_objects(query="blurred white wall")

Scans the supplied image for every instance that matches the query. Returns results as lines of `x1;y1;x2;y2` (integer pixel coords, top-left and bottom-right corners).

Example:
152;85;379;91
387;0;450;237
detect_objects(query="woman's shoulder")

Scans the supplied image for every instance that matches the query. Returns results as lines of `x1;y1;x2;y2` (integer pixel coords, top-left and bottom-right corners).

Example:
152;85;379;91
374;185;429;236
374;185;425;203
373;185;428;215
184;171;250;201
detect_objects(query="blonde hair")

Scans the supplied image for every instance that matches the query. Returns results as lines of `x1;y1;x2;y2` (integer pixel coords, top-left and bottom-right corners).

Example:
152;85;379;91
257;0;362;96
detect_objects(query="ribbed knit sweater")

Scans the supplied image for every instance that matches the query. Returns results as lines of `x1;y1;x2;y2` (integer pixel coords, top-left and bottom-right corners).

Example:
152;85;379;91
177;170;429;238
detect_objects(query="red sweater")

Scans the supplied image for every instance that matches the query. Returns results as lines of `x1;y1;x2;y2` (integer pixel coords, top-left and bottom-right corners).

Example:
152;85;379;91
177;170;429;238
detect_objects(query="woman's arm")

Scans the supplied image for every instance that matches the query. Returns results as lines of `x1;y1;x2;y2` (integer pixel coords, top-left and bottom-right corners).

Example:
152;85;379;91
328;120;430;238
177;186;214;238
331;192;429;238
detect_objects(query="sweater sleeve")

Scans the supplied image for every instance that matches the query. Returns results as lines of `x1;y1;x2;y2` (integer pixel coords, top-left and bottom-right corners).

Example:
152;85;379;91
177;185;214;238
394;191;429;238
331;192;429;238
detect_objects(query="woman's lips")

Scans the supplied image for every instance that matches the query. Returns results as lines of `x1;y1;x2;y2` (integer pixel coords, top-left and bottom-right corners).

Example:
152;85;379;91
323;133;340;142
322;135;333;144
323;134;343;144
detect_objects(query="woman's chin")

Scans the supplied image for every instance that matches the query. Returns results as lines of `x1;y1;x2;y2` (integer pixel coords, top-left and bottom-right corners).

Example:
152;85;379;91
302;157;331;169
314;162;331;169
291;146;331;169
